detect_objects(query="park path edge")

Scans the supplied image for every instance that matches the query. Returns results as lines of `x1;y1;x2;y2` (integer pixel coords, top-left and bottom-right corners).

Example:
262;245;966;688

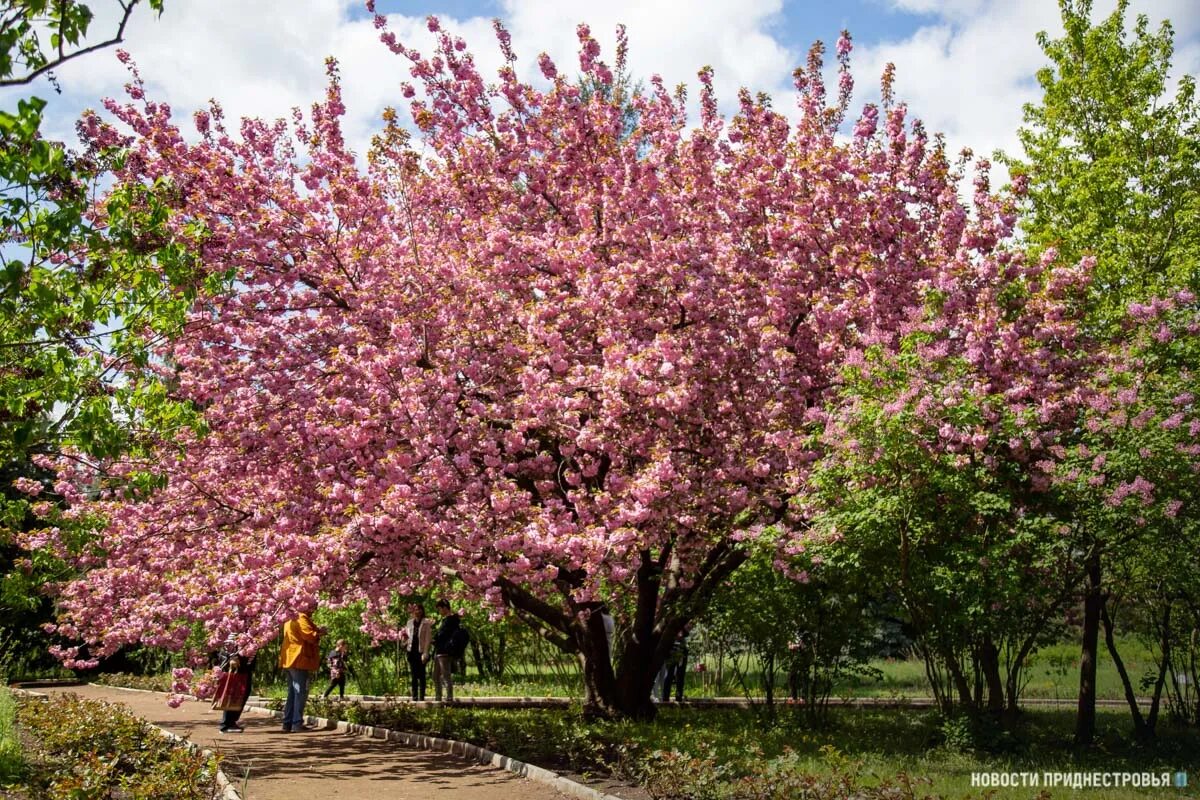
89;684;626;800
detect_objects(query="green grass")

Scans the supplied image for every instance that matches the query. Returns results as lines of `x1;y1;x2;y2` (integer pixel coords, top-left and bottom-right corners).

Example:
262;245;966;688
0;685;26;785
249;638;1158;706
834;638;1159;703
304;698;1198;800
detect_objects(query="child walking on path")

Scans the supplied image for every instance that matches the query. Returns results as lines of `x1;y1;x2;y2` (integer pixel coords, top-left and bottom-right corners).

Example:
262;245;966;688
323;639;352;698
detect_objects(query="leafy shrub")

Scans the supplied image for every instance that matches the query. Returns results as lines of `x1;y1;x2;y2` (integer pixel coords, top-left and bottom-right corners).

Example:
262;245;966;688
92;672;174;693
16;693;221;799
936;713;1024;755
630;745;1003;800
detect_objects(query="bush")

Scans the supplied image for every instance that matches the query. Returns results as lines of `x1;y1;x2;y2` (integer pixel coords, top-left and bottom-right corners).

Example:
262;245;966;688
16;693;222;799
307;697;618;772
936;713;1025;755
631;745;1004;800
92;672;174;693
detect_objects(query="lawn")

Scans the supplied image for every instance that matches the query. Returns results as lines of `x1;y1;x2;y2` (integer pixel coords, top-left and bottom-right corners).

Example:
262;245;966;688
0;686;25;786
301;697;1198;800
237;635;1160;705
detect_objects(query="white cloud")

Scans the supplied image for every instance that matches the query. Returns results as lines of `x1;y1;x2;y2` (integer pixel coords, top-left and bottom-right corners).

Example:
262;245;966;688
856;0;1200;173
3;0;1195;175
499;0;797;107
6;0;806;154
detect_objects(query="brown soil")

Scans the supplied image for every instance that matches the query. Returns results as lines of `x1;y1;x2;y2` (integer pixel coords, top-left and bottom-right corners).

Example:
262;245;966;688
39;684;578;800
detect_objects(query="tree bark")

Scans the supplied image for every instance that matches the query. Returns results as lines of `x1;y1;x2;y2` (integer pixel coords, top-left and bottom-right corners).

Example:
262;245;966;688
979;637;1005;715
1146;604;1171;735
1074;548;1102;747
500;538;747;719
1100;597;1148;740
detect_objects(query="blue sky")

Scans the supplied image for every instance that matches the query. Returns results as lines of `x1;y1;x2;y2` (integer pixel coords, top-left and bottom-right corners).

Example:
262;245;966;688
6;0;1198;173
363;0;934;44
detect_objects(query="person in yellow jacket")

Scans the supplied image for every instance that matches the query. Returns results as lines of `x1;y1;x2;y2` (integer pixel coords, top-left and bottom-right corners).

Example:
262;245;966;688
279;608;322;732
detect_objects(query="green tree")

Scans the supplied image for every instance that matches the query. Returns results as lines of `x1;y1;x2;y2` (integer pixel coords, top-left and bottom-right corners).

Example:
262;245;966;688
1006;0;1199;319
0;0;210;677
1003;0;1200;747
703;544;882;725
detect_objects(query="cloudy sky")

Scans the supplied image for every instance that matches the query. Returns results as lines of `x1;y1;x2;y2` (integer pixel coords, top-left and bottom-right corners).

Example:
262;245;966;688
7;0;1199;168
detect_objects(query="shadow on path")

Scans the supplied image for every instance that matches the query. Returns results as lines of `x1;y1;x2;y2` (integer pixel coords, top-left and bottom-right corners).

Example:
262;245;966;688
42;685;570;800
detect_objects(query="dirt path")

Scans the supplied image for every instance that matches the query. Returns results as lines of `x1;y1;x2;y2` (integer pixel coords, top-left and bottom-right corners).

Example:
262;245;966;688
40;684;574;800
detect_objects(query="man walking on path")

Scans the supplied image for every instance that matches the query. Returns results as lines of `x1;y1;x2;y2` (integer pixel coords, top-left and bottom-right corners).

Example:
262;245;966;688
279;607;322;731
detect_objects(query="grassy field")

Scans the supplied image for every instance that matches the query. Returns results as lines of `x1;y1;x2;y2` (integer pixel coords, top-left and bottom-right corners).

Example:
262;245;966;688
254;636;1158;705
301;697;1198;800
833;640;1158;703
0;686;25;785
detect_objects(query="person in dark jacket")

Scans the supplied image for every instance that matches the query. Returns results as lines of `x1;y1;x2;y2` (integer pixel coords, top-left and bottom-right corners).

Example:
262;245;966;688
431;599;461;702
662;627;690;703
322;639;353;698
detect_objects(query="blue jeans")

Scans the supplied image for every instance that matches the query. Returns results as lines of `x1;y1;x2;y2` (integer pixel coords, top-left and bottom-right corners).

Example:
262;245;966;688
282;668;311;730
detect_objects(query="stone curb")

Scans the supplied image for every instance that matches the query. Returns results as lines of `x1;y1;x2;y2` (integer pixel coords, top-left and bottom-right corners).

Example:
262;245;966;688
12;686;240;800
244;700;626;800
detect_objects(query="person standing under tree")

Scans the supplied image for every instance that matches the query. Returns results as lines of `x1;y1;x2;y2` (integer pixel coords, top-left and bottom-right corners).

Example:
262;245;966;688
431;599;463;702
279;607;322;732
662;626;690;703
401;603;433;701
213;636;254;733
322;639;352;699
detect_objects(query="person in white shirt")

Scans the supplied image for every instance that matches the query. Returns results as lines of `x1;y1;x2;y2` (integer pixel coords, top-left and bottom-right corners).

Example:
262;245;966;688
400;603;433;701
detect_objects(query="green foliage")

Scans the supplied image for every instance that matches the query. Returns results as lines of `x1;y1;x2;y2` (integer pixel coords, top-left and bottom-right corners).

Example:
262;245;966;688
14;692;220;799
1006;0;1200;321
0;1;163;88
301;700;1197;799
805;344;1074;715
702;545;883;719
0;0;202;682
630;745;985;800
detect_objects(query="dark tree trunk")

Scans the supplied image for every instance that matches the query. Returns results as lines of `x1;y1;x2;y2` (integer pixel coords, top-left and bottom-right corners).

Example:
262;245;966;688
980;637;1005;715
1100;597;1149;740
941;644;974;710
498;538;747;720
1074;549;1102;747
1146;604;1171;735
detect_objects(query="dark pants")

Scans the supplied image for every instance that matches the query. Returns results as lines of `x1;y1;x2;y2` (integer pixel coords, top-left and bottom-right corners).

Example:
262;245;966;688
407;649;426;700
323;675;346;698
662;662;687;702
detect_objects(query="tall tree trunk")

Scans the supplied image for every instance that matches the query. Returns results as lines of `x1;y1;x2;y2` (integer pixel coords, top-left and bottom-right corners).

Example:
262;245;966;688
980;637;1005;715
1006;632;1039;715
942;644;975;710
1146;604;1171;735
1100;597;1148;740
579;608;626;718
500;538;747;720
1074;548;1102;747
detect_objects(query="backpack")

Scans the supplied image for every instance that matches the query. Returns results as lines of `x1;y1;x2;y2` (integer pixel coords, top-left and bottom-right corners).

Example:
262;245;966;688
449;626;470;658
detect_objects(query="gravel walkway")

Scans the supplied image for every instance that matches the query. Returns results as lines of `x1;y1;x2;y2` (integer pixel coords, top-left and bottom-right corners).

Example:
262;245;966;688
40;684;575;800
